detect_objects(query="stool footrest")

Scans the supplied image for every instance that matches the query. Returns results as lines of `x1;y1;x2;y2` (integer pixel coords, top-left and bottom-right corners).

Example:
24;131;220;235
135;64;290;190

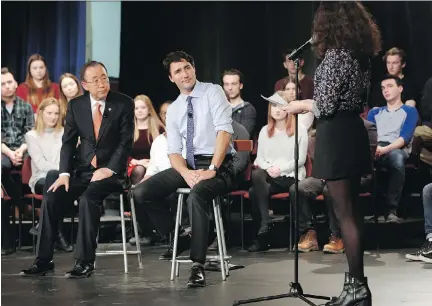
96;251;141;255
174;255;232;261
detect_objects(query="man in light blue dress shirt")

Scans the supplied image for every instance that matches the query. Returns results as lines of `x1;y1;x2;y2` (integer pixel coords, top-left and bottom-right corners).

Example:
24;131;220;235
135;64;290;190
133;51;236;287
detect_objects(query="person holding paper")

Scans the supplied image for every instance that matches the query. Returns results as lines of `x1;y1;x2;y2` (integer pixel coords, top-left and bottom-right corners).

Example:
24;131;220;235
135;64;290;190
281;2;382;306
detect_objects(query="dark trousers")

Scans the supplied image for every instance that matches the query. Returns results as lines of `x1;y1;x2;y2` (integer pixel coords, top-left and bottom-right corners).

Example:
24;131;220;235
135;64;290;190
34;178;67;237
289;177;341;237
290;176;372;237
133;158;234;264
1;153;21;249
249;168;296;231
376;142;408;212
36;169;122;263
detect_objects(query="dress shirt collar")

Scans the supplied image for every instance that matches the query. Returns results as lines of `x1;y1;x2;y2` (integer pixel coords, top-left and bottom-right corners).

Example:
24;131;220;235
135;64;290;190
180;80;205;100
89;94;106;109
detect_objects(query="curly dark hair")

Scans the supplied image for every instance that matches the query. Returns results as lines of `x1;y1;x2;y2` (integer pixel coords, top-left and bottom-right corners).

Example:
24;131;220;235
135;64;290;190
162;51;195;76
312;1;382;59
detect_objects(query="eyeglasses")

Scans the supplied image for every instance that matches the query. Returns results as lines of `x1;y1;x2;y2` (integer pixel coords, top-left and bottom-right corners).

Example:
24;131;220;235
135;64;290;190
85;76;109;86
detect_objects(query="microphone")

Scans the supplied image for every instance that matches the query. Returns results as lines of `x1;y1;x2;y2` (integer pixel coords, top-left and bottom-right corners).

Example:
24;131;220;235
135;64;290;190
287;37;313;61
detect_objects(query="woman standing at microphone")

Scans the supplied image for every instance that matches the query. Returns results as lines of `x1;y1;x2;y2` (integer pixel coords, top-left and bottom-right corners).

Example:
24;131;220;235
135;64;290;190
283;2;381;306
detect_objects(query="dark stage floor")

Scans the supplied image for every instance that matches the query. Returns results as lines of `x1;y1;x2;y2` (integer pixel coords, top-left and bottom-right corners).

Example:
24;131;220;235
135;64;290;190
2;245;431;306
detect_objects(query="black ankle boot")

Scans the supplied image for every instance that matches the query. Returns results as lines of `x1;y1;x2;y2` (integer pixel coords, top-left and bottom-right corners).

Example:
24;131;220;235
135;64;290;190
326;273;371;306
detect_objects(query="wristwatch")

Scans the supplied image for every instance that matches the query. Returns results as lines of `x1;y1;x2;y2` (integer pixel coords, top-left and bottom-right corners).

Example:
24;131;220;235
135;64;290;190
208;164;219;173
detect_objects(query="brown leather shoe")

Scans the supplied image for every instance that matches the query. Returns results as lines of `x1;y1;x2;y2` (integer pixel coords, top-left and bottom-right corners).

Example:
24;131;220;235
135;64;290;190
323;235;345;254
297;230;319;253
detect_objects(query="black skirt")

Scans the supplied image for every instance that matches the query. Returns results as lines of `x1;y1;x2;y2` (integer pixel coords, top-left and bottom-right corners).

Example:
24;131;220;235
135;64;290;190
312;111;371;180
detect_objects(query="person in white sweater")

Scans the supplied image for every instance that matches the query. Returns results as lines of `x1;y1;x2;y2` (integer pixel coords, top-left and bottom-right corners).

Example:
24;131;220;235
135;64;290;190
25;97;72;252
248;102;308;252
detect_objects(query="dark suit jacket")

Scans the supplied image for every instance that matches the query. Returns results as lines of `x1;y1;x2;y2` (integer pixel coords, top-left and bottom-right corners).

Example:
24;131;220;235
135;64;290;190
59;91;134;175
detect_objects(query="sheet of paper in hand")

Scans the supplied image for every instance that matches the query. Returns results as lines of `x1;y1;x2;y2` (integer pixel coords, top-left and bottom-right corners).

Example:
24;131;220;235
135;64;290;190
260;92;288;106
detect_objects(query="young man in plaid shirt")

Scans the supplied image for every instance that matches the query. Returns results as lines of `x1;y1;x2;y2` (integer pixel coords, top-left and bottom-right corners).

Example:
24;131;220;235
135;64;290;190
1;67;34;255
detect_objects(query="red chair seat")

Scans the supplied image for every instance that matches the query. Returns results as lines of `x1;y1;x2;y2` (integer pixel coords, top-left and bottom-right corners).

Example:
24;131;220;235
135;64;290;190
359;192;371;197
243;192;289;200
24;193;44;201
230;190;248;196
271;193;289;199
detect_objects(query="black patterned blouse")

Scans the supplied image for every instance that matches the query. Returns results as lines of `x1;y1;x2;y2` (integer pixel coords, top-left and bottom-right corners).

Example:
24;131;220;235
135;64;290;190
312;49;371;118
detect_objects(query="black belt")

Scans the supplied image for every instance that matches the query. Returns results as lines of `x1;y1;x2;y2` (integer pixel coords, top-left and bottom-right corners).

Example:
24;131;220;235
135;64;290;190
194;154;233;161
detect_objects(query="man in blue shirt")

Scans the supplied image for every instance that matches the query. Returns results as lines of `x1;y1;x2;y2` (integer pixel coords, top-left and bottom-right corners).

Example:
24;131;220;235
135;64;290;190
368;74;418;223
133;51;236;287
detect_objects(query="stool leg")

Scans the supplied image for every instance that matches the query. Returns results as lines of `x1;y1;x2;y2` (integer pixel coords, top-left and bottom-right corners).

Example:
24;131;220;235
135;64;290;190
240;195;244;251
32;197;36;253
216;198;229;276
171;194;183;281
213;199;226;281
120;194;129;274
130;193;143;269
94;230;99;269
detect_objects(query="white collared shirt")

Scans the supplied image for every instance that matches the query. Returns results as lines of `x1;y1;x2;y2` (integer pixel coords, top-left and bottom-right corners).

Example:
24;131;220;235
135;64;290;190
89;94;106;118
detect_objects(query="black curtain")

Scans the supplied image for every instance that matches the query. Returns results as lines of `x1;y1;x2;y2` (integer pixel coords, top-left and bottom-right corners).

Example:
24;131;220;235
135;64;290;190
1;1;86;83
119;1;432;130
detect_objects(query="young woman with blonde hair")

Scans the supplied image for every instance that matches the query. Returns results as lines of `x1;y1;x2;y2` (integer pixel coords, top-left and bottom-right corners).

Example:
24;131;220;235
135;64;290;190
25;97;72;252
127;95;165;184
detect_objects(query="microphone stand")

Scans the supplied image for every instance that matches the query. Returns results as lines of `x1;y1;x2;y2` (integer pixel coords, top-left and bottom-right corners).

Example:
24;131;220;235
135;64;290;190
233;58;334;306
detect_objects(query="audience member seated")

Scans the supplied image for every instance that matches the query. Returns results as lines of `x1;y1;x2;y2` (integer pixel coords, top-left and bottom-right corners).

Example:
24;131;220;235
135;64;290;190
59;73;84;123
25;98;73;252
158;100;172;124
370;47;418;108
1;67;35;255
248;102;308;252
406;180;432;263
128;95;165;185
413;76;432;165
16;54;60;114
129;101;173;247
291;119;377;254
368;75;419;223
222;69;257;137
279;75;314;131
274;49;314;100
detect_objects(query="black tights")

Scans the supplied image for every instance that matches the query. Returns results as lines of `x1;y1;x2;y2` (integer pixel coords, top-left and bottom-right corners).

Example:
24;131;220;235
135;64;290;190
130;165;146;185
326;177;364;280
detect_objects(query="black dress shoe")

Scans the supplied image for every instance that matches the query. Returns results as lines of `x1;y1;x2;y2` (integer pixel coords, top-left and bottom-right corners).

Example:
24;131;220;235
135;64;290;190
20;259;54;276
159;234;191;260
326;272;371;306
187;265;206;288
248;231;270;252
54;233;73;252
64;261;94;279
1;247;16;256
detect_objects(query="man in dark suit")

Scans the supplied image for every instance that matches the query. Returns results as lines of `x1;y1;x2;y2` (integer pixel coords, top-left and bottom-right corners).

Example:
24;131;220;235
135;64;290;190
20;61;134;278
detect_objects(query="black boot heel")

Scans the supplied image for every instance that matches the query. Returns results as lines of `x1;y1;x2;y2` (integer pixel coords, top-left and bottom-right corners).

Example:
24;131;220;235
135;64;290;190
355;297;371;306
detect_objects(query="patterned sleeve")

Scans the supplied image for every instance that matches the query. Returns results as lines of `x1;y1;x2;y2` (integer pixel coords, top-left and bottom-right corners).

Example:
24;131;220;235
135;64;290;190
312;49;352;118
